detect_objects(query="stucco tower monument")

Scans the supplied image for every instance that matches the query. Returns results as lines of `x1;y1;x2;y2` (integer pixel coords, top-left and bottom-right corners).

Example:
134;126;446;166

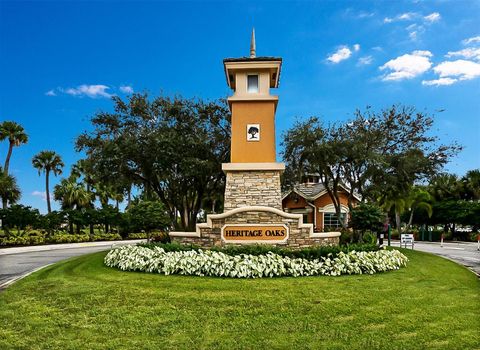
170;30;340;247
222;29;284;211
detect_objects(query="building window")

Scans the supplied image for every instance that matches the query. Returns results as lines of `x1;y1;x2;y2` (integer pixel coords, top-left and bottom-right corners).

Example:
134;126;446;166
247;75;259;93
323;212;346;230
303;213;309;223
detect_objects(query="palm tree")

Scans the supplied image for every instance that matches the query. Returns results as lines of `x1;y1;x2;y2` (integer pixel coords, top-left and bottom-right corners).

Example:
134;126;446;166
461;169;480;200
429;173;461;201
380;194;409;234
405;187;433;231
54;177;92;210
32;151;64;214
0;121;28;175
94;184;111;208
0;166;21;208
54;177;92;234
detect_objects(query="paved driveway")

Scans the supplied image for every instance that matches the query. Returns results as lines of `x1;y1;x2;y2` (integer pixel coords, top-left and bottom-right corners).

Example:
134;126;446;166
389;240;480;276
0;240;143;289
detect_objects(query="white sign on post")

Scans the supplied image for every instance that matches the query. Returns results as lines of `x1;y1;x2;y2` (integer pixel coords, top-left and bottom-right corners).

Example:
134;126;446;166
401;233;414;249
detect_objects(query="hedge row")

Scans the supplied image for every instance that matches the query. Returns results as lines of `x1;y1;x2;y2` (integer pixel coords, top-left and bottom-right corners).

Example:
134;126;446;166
138;242;379;260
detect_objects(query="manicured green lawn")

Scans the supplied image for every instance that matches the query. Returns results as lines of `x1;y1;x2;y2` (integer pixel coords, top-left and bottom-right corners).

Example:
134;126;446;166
0;249;479;350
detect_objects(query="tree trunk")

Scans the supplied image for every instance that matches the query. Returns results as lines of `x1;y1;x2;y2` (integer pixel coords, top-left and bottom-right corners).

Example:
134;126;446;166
127;186;132;208
45;170;51;214
3;142;13;175
395;210;401;234
406;209;415;232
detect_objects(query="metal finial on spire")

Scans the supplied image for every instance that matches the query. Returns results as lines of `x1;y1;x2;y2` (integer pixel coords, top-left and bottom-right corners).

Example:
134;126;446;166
250;28;256;58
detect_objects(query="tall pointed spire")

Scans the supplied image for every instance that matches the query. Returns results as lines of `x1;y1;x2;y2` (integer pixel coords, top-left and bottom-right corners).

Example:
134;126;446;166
250;28;256;58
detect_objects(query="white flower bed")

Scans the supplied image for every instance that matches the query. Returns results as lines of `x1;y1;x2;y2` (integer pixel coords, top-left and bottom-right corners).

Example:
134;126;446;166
104;245;408;278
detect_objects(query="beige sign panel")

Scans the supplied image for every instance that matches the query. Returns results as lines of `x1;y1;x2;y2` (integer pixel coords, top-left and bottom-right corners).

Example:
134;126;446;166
221;224;289;243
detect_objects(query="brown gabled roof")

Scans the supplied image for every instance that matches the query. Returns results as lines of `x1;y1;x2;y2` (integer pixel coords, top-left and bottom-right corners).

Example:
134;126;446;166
282;182;362;202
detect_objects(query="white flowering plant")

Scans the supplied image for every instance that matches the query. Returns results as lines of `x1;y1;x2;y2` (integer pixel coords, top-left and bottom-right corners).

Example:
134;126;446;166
104;245;408;278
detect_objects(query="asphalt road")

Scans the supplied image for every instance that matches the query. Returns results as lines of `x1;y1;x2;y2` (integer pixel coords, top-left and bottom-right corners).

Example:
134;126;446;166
0;241;145;290
389;240;480;276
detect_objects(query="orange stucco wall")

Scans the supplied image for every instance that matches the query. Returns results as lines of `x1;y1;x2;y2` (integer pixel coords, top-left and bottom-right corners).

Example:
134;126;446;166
282;194;314;225
282;190;356;231
230;101;276;163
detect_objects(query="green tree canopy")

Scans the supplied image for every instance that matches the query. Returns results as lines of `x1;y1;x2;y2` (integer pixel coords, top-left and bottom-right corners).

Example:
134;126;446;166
76;93;231;231
126;200;170;240
282;105;461;228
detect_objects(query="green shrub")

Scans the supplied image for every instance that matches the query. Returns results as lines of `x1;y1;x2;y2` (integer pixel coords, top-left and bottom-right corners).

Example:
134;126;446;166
139;242;378;260
91;233;122;241
127;232;148;239
362;232;377;245
150;232;170;243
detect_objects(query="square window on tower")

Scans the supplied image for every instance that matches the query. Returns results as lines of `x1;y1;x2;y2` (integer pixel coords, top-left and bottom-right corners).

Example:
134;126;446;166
247;74;259;93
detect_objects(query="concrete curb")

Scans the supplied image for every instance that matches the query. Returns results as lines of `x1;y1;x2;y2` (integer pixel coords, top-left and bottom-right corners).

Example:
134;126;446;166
0;239;146;256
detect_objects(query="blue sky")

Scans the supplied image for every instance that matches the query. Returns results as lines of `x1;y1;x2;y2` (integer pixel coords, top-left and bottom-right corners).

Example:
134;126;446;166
1;0;479;213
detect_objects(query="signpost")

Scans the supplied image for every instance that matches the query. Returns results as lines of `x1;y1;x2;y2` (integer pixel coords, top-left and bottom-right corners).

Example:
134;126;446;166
400;233;415;249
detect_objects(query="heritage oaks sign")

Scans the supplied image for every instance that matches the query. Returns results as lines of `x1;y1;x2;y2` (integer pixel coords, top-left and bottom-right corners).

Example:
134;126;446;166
221;224;289;243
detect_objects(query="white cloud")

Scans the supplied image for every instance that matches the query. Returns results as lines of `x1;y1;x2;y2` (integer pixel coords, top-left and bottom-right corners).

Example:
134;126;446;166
119;85;134;94
398;12;415;20
422;60;480;86
353;44;360;52
409;31;418;41
384;12;441;25
355;11;375;19
380;50;433;81
406;24;417;31
64;84;112;98
343;9;375;19
45;90;56;96
433;59;480;80
424;12;441;23
446;47;480;61
412;50;433;57
32;191;52;201
327;47;352;63
462;36;480;45
358;56;373;65
384;12;418;23
422;78;457;86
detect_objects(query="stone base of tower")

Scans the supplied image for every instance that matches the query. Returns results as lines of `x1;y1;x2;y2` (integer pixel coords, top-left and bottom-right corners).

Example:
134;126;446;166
169;162;340;248
224;168;283;211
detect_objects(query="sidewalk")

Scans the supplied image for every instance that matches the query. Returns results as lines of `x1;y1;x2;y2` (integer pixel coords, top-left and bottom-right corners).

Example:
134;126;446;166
0;239;145;256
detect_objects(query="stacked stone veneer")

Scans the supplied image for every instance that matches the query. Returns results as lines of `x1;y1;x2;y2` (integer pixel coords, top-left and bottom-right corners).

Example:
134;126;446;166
223;170;282;211
170;168;340;248
170;207;339;249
